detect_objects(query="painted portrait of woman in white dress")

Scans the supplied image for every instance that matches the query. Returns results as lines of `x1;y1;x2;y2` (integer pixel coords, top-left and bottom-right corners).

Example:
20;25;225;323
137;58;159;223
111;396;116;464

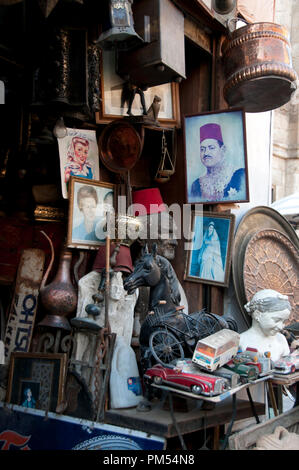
185;212;235;287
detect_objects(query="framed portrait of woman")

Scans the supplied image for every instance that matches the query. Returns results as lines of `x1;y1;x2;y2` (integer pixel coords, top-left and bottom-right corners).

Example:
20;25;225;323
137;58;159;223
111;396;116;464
184;108;249;204
67;177;115;250
184;211;235;287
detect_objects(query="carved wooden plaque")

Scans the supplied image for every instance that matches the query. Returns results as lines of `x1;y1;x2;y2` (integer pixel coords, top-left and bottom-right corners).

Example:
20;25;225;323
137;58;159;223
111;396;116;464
243;229;299;325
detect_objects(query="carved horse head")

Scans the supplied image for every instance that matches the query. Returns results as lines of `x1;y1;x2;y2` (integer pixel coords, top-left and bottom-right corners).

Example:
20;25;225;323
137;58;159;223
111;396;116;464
124;243;181;312
123;244;161;294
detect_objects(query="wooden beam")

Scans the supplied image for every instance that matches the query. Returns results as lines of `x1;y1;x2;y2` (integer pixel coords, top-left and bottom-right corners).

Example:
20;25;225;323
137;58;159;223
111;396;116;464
184;16;212;54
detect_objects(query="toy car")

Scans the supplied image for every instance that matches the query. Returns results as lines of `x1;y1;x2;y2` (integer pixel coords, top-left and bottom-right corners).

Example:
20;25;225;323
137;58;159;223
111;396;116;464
224;361;259;383
238;347;273;376
274;354;299;374
144;362;229;396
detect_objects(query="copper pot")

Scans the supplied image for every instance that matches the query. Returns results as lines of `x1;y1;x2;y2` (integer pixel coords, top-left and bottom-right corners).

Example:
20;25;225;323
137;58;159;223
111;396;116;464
222;22;298;112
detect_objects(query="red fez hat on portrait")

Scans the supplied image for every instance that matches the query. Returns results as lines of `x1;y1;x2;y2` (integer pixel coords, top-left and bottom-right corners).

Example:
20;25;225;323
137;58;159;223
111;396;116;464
93;243;133;274
200;123;223;144
132;188;166;216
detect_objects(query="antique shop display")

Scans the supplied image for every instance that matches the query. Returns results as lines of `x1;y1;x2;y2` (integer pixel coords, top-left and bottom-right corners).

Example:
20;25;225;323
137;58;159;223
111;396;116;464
232;205;299;327
124;244;238;369
184;211;235;287
4;248;45;364
57;129;100;199
184;108;249;204
192;329;240;372
144;363;229;396
6;352;67;412
39;232;77;331
239;289;291;361
243;229;299;325
67;177;114;249
221;21;298;113
117;0;186;87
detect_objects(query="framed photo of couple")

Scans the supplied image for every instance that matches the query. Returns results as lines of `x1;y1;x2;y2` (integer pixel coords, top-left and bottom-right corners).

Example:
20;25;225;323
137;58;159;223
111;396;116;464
184;211;235;287
67;177;115;250
184;108;249;204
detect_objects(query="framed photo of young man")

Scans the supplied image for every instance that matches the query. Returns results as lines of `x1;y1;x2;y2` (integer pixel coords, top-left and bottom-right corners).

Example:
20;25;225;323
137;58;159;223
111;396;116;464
184;108;249;204
184;212;235;287
67;177;115;250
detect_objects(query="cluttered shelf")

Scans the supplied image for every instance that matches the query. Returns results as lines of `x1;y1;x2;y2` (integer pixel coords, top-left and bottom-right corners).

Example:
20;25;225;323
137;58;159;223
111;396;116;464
105;395;265;439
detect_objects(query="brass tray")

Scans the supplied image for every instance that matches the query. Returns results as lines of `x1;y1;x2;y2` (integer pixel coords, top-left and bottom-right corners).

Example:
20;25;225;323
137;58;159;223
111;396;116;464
232;206;299;326
243;229;299;326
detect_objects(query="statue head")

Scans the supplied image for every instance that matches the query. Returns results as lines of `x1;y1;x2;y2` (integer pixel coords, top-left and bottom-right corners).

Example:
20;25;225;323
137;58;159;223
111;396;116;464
244;289;291;337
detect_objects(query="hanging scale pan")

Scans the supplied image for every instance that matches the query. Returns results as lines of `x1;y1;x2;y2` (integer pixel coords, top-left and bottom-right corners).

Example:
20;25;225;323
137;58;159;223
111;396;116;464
98;120;144;173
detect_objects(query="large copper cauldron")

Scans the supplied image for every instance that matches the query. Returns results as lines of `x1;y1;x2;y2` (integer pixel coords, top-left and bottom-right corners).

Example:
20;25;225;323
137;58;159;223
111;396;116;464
222;22;298;112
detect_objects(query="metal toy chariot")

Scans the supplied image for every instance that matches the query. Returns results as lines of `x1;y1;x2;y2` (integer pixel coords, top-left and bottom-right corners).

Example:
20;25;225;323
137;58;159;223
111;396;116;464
124;244;237;368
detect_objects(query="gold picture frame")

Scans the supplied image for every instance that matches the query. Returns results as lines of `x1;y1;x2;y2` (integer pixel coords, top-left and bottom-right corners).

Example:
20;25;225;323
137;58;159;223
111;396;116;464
95;50;180;127
6;352;67;413
67;176;115;250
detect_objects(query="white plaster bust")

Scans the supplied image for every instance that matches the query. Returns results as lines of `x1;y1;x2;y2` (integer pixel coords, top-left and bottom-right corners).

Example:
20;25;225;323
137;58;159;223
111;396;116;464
239;289;291;362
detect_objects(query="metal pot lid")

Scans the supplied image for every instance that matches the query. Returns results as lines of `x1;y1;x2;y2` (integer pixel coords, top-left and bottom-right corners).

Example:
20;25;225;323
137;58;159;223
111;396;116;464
243;229;299;326
98;120;144;173
232;205;299;325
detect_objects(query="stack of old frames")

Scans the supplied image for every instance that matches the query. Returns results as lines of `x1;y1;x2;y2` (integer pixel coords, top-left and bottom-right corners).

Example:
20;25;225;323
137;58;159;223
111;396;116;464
183;108;249;289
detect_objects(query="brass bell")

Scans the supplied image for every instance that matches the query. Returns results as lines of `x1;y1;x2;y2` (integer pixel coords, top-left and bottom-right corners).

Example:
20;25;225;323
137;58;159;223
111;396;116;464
96;0;143;51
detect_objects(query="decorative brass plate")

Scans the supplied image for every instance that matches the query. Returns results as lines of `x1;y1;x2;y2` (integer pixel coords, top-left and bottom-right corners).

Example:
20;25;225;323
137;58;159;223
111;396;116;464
232;205;299;326
243;229;299;326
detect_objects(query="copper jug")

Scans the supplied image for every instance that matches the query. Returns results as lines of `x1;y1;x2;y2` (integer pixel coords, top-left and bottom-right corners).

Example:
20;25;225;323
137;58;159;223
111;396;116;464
39;232;77;331
221;22;298;112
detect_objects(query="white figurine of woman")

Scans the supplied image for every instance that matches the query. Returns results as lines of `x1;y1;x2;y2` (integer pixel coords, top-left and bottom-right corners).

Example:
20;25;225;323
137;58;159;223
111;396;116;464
239;289;291;361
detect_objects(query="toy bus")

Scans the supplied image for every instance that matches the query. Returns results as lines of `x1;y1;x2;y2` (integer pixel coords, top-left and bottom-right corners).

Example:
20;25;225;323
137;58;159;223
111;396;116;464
192;329;240;372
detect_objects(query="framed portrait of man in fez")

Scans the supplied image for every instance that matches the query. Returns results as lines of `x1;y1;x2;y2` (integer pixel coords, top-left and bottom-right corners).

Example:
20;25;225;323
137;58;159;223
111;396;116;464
184;108;249;204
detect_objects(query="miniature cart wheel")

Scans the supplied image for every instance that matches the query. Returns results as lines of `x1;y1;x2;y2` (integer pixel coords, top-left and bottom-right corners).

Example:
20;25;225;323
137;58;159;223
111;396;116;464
149;328;184;367
197;312;224;339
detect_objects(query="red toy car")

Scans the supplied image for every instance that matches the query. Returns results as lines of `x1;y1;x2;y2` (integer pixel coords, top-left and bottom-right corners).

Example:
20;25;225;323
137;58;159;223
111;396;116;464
144;363;229;396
